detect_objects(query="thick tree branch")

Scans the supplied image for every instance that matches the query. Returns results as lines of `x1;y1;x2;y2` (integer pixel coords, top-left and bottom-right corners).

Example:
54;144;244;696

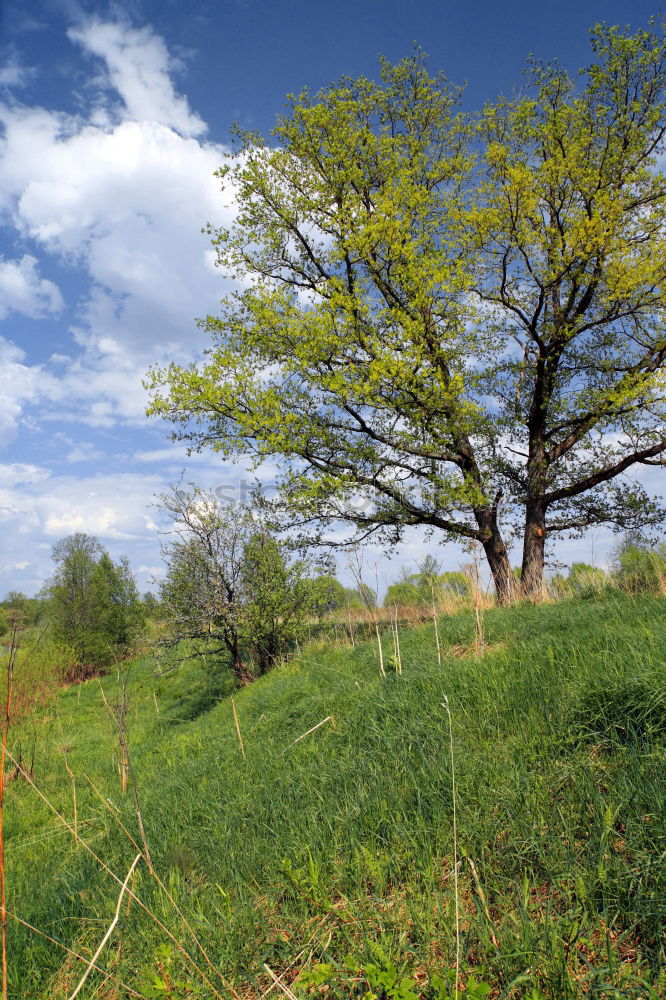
545;439;666;505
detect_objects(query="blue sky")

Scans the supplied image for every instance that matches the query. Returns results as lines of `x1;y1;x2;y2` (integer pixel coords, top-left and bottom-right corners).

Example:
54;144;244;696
0;0;662;595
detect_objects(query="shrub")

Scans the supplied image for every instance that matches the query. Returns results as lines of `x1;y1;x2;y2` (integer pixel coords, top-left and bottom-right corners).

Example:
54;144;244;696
613;538;666;594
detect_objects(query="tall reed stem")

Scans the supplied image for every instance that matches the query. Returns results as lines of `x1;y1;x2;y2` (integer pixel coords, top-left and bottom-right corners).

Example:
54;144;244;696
442;696;460;998
231;697;245;757
0;614;22;1000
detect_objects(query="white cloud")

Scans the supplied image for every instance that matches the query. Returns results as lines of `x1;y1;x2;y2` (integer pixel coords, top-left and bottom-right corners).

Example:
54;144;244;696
0;114;232;355
0;469;167;593
0;254;63;319
0;18;239;440
0;449;247;594
0;338;50;447
68;20;206;138
0;56;33;89
0;462;50;487
137;564;164;577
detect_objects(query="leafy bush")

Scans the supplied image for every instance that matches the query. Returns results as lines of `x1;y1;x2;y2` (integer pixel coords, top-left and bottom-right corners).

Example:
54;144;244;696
613;538;666;594
385;557;470;608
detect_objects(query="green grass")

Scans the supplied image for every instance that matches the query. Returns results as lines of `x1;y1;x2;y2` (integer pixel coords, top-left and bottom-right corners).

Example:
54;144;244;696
5;593;666;998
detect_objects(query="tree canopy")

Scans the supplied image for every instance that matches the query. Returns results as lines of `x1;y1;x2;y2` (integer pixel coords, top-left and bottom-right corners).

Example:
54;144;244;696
147;23;666;600
158;485;323;682
43;533;143;669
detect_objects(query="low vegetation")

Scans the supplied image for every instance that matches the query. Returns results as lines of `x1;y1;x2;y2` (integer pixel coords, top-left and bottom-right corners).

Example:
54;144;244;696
3;590;665;998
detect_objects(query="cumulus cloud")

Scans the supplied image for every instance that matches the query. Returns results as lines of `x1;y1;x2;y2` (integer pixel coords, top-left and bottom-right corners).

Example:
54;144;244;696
0;111;232;355
0;452;247;594
68;20;206;138
0;18;237;441
0;254;63;319
0;469;167;593
0;338;51;447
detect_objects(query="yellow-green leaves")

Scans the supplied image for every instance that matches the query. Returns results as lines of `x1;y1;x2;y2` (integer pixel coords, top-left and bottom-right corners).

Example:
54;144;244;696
147;32;666;596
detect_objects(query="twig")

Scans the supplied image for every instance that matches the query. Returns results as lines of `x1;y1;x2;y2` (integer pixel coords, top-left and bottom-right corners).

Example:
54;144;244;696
290;716;332;746
467;855;499;950
1;616;21;1000
263;964;300;1000
431;586;442;667
347;552;385;678
99;669;153;873
64;755;79;845
391;607;402;675
231;697;245;757
67;853;142;1000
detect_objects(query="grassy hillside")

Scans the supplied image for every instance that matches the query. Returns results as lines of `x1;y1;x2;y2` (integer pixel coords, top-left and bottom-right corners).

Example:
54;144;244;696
5;594;666;999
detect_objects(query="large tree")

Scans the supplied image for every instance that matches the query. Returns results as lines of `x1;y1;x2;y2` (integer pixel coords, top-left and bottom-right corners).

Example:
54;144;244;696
147;25;666;600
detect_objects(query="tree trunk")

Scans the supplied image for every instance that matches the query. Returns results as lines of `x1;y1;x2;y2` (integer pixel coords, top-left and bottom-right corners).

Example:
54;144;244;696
476;504;514;605
481;533;514;605
521;501;547;598
233;654;254;686
227;633;254;685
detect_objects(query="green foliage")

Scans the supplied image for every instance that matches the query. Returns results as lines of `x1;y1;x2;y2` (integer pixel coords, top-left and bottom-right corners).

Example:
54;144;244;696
42;533;143;670
355;581;378;610
550;563;607;599
300;574;345;617
239;532;314;673
148;25;666;600
0;591;45;627
429;973;491;1000
613;537;666;594
385;561;470;608
294;574;369;618
141;591;163;620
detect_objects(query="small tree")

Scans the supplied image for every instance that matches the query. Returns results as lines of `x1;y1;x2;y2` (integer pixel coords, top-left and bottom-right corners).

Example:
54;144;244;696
304;574;351;619
159;486;318;680
551;562;607;598
385;558;470;607
613;537;666;594
158;486;256;684
239;532;316;673
1;592;43;627
141;591;163;620
44;534;143;669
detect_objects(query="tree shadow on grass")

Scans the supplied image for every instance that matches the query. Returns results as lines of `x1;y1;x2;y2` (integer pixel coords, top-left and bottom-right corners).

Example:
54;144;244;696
159;660;237;724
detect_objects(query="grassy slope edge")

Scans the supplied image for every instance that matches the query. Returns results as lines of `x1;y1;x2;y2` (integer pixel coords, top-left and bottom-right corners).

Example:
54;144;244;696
6;593;666;999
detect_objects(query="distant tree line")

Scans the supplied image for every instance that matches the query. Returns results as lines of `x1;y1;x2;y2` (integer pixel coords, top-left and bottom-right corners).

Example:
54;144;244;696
1;528;663;685
552;537;666;599
384;555;470;608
